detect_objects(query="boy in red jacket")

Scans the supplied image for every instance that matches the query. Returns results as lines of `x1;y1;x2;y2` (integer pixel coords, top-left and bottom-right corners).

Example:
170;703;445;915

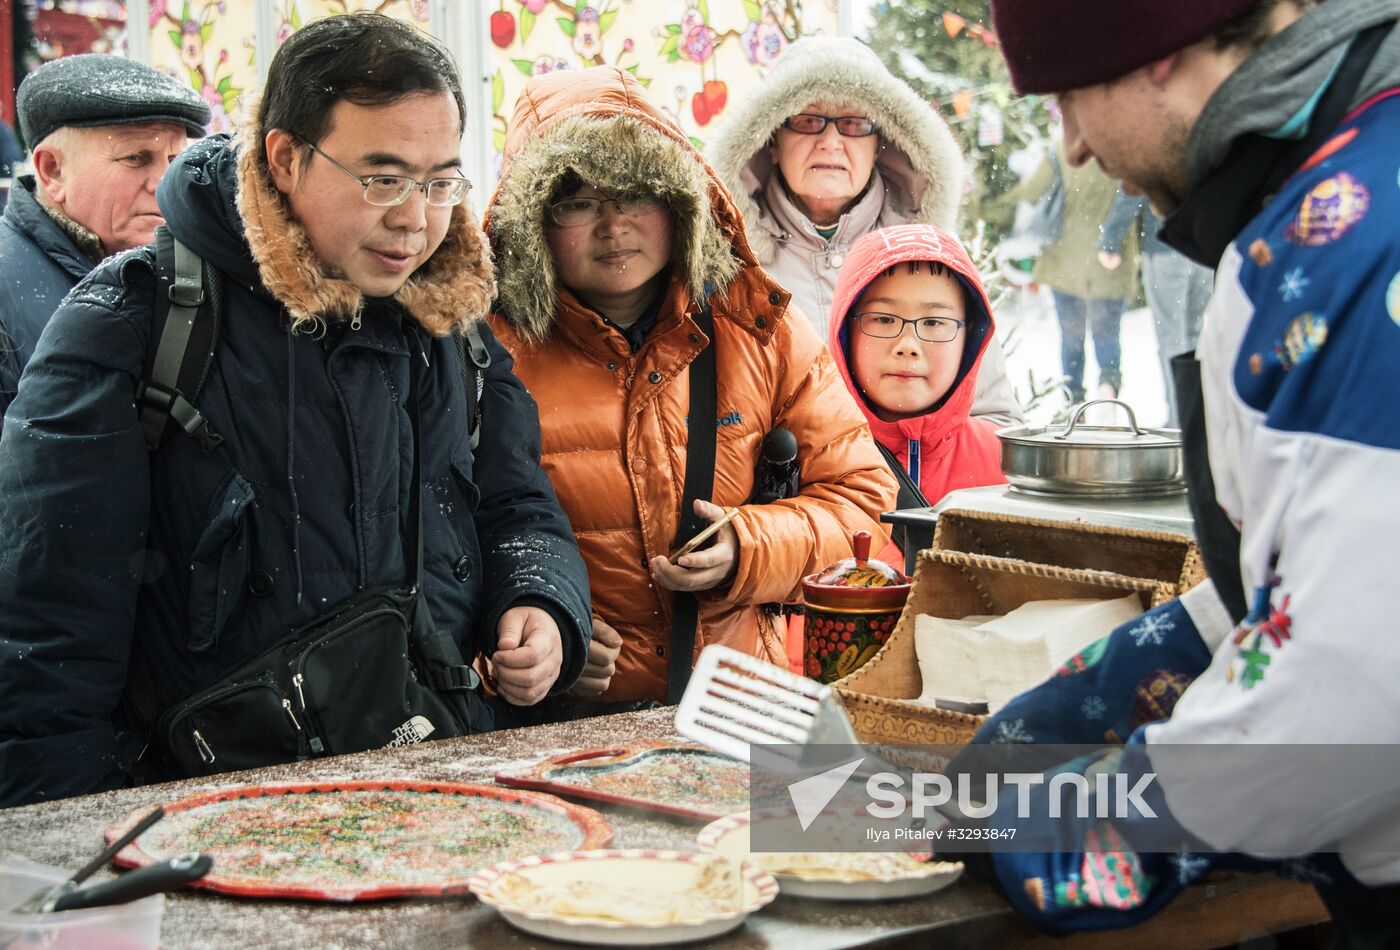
828;224;1008;522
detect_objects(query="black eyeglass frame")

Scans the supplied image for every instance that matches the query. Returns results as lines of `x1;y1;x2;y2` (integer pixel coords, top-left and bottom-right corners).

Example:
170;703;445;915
780;113;878;137
297;137;471;207
852;310;966;344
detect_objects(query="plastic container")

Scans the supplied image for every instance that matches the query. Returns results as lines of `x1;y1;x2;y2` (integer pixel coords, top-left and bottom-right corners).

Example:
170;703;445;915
0;854;165;950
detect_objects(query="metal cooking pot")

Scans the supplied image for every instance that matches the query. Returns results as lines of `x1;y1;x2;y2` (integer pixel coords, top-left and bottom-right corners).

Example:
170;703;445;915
996;399;1184;497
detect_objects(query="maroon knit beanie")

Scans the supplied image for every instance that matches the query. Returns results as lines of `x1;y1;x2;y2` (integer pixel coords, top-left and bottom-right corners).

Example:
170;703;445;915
990;0;1261;94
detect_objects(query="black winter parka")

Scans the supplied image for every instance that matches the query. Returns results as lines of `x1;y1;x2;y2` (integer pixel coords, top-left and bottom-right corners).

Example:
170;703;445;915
0;176;95;427
0;135;591;806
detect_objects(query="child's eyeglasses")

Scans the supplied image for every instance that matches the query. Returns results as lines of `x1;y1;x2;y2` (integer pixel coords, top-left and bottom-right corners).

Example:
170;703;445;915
781;114;877;137
853;311;965;343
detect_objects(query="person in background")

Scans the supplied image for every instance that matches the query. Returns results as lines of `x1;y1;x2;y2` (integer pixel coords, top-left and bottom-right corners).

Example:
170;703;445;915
827;224;1005;546
485;66;897;705
709;36;1025;429
1100;195;1215;425
0;55;209;430
1006;142;1139;405
0;117;21;212
941;0;1400;941
0;13;591;807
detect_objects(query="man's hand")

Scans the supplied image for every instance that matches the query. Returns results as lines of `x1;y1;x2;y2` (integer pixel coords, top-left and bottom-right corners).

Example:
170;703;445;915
651;499;740;593
569;617;623;699
1097;251;1123;270
492;606;564;706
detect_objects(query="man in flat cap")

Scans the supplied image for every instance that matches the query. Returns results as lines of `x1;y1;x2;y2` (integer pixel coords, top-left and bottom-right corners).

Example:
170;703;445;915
935;0;1400;942
0;54;210;426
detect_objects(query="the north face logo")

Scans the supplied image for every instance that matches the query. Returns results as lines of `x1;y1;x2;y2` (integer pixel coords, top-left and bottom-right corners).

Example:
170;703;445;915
386;715;436;748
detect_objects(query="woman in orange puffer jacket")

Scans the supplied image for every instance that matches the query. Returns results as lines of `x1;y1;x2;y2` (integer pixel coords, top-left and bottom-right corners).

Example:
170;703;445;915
485;66;897;704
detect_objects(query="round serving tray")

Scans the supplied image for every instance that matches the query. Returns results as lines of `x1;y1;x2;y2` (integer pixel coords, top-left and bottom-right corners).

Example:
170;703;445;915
104;780;613;902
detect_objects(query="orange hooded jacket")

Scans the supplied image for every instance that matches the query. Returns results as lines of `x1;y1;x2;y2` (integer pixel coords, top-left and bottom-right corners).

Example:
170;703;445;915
484;68;897;702
827;225;1006;510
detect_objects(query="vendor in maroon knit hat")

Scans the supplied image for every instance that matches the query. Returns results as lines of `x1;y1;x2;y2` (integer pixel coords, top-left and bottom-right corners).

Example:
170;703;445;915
951;0;1400;946
991;0;1262;220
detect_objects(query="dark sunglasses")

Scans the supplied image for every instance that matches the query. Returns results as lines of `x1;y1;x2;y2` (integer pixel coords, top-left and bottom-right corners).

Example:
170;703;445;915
781;113;877;137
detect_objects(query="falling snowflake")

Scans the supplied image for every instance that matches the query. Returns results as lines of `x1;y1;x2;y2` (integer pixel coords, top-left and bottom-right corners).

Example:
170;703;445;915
1278;267;1310;302
993;719;1034;744
1081;695;1107;721
1128;613;1176;648
1169;847;1211;885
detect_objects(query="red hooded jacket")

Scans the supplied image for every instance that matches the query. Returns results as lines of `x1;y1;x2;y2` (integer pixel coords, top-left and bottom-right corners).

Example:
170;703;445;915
827;225;1007;508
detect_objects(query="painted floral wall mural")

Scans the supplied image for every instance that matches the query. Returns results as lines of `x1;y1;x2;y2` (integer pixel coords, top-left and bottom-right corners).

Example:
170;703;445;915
148;0;255;132
145;0;429;134
487;0;841;179
135;0;841;173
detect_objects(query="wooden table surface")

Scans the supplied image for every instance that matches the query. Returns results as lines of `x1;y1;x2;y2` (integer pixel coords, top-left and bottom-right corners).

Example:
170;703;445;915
0;708;1328;949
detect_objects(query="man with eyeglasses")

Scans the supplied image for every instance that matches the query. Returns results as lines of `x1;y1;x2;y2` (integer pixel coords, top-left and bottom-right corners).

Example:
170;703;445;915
0;12;592;807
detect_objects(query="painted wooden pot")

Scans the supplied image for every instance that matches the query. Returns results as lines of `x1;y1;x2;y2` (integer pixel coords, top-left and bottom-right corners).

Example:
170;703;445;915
800;531;910;684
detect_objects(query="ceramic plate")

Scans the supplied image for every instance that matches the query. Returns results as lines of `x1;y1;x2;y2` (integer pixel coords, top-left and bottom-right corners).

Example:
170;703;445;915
495;743;749;821
104;780;613;902
697;812;963;901
468;849;778;946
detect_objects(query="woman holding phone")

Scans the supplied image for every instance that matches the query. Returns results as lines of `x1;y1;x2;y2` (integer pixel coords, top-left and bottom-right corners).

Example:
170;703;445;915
485;66;896;705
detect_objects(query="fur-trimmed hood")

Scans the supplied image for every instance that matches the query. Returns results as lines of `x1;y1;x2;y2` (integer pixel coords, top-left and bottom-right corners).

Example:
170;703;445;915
156;131;494;337
484;66;746;341
707;36;965;264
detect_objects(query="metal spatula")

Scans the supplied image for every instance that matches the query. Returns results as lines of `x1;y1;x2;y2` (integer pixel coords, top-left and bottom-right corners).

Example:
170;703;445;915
674;645;974;831
674;644;864;771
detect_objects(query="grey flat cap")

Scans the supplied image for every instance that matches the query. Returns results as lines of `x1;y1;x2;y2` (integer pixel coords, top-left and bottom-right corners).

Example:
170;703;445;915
17;54;212;147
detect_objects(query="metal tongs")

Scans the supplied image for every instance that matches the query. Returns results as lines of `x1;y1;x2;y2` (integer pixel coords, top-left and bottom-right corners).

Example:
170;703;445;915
6;806;211;916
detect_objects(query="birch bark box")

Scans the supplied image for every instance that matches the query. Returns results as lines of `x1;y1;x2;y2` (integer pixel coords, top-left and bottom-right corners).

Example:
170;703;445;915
831;511;1202;747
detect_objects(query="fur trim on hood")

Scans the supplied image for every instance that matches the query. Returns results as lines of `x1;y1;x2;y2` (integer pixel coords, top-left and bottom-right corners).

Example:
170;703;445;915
707;36;965;263
485;67;743;342
234;126;495;337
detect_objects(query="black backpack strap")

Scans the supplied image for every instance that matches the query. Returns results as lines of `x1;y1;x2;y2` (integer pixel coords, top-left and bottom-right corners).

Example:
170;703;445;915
875;441;931;556
454;322;490;451
137;227;223;453
125;228;224;769
666;306;717;705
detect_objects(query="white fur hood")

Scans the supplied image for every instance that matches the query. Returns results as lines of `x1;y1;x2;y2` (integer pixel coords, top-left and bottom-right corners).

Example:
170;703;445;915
706;36;966;263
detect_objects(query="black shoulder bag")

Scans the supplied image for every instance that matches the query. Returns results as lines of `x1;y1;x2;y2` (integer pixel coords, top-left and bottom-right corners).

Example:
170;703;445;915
131;232;491;777
666;306;716;705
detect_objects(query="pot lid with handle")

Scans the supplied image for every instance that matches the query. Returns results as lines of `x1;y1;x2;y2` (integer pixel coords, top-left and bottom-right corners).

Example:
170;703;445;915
997;399;1181;448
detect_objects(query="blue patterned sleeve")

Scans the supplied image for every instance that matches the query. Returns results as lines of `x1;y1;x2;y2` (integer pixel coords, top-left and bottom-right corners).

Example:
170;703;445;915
971;598;1214;747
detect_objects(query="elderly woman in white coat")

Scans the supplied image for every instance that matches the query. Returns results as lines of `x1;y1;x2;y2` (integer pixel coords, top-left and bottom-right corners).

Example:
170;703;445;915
709;36;1024;426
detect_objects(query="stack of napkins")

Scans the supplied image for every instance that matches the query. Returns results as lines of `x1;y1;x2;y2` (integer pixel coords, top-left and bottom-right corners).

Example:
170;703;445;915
913;594;1143;713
